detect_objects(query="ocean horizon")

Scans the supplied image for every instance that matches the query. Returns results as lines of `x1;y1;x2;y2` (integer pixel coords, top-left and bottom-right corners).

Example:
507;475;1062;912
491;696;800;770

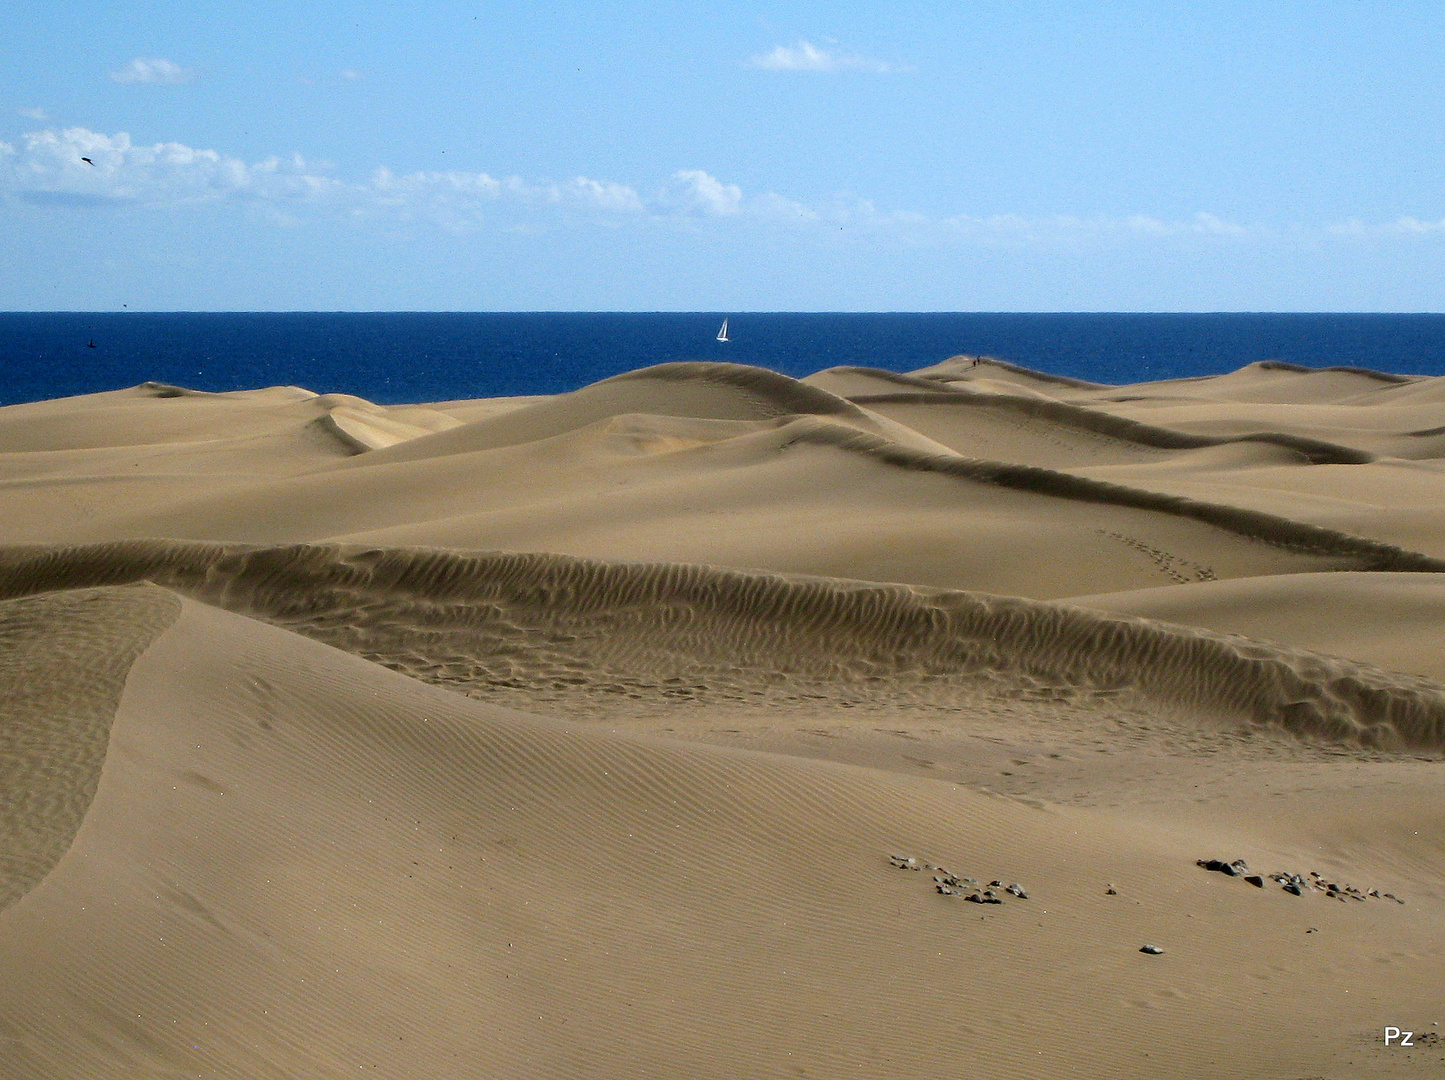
3;310;1445;407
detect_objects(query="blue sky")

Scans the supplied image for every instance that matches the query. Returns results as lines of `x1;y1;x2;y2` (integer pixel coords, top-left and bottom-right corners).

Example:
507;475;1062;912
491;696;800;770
3;1;1444;310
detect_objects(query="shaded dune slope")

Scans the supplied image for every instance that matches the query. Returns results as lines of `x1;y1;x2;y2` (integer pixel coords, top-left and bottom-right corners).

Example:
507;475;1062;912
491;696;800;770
0;584;179;911
4;589;1401;1080
1068;572;1445;683
2;540;1443;750
910;356;1428;403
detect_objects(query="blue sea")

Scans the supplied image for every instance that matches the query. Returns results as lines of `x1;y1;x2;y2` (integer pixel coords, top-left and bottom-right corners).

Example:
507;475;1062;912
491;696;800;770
3;312;1445;408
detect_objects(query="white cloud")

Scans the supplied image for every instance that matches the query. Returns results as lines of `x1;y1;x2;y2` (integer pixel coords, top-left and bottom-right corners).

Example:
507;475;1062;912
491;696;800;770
110;58;192;85
0;128;337;207
9;125;1438;255
662;170;744;215
17;107;49;121
748;40;904;73
1328;216;1445;237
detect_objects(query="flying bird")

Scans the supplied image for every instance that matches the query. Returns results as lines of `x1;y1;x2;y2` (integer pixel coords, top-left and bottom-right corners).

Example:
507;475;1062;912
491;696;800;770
81;157;94;166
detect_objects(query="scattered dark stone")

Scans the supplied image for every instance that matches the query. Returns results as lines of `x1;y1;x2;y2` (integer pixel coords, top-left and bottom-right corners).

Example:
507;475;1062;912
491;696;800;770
1105;885;1118;895
1196;858;1250;877
1139;945;1165;955
1245;875;1264;888
1006;883;1028;899
936;885;956;895
964;892;1002;905
1283;882;1302;896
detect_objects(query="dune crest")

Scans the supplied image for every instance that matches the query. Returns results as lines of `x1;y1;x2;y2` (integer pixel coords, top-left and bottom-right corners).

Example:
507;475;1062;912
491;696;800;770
0;540;1442;750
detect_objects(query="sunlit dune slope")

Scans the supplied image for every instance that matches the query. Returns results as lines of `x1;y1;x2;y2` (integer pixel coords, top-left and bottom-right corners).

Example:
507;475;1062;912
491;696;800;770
8;362;1441;600
1;586;1440;1080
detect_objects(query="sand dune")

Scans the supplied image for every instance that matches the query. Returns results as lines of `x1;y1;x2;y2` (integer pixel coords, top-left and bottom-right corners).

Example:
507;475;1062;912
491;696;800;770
1;587;1441;1079
0;540;1442;752
3;357;1445;1078
12;362;1441;600
1069;571;1445;683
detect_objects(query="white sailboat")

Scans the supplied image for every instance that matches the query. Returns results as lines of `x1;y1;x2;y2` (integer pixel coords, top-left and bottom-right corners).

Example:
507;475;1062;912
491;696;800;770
716;318;729;343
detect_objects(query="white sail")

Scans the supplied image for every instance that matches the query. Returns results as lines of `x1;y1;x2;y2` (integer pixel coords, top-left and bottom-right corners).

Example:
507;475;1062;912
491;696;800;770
716;318;729;342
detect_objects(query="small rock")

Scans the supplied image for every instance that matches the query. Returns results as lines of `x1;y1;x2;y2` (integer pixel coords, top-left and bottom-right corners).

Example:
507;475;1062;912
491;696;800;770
1006;883;1028;899
1197;858;1246;876
1244;875;1264;888
1139;945;1165;955
1105;884;1118;895
936;885;956;895
988;880;1003;888
1283;882;1302;896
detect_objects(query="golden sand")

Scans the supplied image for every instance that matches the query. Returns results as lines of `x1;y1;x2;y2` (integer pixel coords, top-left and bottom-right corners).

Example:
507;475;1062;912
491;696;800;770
1;358;1442;1077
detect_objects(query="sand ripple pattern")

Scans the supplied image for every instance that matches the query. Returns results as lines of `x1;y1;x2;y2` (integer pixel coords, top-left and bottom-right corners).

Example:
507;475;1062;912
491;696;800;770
0;584;180;911
1;540;1442;750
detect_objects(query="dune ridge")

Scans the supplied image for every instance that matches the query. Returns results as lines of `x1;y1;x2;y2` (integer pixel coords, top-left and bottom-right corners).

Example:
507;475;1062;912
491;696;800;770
2;539;1443;750
331;360;893;468
1252;360;1418;384
914;355;1113;389
770;418;1440;569
847;389;1377;464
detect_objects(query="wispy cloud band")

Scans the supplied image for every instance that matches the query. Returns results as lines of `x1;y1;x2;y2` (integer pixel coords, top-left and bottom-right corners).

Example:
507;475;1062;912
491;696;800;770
748;40;904;73
109;58;193;85
1;127;1439;249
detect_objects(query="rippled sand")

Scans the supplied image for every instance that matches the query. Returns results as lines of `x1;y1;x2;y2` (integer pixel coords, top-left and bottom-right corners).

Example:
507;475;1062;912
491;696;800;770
2;358;1443;1078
